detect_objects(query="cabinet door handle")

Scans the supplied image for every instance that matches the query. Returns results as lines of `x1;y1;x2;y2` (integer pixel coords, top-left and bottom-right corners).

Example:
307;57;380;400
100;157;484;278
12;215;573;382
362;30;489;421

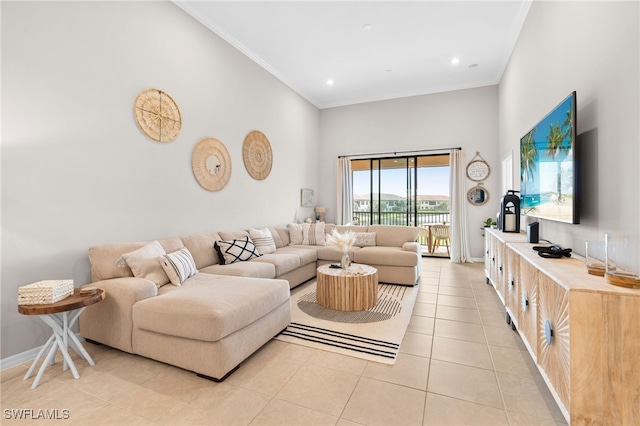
510;279;514;287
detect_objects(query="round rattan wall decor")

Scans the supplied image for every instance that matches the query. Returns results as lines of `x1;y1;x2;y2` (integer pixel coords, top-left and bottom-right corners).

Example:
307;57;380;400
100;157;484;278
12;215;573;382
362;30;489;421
192;137;232;192
242;130;272;180
134;88;182;143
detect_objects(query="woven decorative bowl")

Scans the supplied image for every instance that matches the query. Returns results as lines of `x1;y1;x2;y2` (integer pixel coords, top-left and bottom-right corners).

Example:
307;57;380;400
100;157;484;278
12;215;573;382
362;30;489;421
242;130;272;180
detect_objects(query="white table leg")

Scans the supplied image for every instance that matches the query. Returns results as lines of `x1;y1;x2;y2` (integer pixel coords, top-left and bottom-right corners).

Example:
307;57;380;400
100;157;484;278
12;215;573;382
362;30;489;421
25;307;96;389
24;334;55;380
66;307;93;364
63;312;69;371
30;338;59;390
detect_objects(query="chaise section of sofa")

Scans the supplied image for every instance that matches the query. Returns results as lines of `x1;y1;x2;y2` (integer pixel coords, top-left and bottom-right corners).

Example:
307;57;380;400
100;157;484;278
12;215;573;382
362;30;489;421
131;273;290;380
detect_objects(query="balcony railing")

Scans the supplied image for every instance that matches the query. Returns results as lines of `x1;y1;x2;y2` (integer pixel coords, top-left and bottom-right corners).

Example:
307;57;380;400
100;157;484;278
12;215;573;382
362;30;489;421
352;211;450;227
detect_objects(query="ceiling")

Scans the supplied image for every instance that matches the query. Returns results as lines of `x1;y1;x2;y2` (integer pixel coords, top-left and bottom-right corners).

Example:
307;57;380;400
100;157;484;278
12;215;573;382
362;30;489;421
174;1;531;109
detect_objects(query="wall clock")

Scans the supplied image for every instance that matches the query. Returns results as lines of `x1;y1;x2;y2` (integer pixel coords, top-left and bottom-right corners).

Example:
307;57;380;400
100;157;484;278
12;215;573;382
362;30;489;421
242;130;272;180
192;137;232;192
466;152;491;181
134;88;182;142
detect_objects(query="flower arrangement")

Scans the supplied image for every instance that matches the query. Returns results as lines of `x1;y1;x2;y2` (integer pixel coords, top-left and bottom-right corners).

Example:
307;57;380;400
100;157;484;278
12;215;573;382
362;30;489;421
326;229;356;253
326;229;356;270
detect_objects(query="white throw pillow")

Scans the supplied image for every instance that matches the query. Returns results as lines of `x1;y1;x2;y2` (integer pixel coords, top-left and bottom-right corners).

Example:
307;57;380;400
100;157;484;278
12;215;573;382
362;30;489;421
161;247;198;286
354;232;376;247
302;222;326;245
249;227;277;255
288;223;304;245
119;241;170;288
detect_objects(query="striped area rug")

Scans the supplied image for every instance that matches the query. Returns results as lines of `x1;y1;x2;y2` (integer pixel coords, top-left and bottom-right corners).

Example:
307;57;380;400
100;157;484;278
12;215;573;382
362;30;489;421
276;280;419;364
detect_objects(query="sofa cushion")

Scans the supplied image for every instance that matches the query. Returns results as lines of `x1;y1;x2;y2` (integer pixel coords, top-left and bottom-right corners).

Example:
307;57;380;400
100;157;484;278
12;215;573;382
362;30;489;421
273;246;318;266
161;248;198;286
249;227;277;255
215;238;261;265
269;225;291;249
353;246;419;267
119;241;170;288
288;223;303;245
218;230;250;241
302;222;326;245
336;225;369;233
316;245;361;262
132;273;290;342
367;225;419;247
200;262;276;279
180;233;222;269
88;237;184;282
252;253;301;276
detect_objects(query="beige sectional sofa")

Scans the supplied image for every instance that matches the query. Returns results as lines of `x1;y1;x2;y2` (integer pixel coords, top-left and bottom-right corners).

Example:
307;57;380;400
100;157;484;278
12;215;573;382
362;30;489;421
79;224;420;381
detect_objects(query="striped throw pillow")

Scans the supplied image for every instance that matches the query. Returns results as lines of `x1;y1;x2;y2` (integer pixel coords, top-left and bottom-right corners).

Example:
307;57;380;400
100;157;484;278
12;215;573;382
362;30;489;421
161;247;198;286
249;227;277;255
302;222;326;245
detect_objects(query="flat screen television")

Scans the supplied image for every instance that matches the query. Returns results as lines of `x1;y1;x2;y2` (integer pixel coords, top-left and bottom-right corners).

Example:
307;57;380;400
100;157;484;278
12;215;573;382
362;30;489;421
520;91;579;224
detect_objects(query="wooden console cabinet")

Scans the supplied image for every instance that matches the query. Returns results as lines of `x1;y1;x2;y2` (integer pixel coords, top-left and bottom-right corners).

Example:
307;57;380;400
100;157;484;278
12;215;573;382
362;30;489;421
485;228;640;424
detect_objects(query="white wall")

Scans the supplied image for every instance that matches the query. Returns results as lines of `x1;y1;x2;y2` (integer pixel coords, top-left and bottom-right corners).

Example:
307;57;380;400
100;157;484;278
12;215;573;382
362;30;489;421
318;86;500;259
1;1;319;359
499;1;639;254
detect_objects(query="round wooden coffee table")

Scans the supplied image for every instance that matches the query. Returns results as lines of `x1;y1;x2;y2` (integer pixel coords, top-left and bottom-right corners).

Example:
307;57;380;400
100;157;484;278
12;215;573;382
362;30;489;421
316;264;378;311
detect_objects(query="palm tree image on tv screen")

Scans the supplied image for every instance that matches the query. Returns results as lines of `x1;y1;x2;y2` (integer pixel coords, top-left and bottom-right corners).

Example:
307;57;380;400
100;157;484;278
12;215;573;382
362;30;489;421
520;92;578;224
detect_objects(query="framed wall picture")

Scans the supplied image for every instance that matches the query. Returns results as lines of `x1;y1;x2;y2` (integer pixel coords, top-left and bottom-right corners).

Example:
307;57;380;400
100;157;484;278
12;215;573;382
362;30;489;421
301;188;314;207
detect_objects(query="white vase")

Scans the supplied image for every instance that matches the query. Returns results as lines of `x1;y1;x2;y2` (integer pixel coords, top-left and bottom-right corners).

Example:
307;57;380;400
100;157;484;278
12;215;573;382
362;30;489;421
341;253;351;270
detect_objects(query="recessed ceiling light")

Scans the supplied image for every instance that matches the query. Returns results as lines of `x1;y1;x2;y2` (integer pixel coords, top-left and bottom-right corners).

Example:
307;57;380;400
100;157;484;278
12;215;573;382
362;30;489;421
326;79;334;86
363;24;373;31
451;57;460;65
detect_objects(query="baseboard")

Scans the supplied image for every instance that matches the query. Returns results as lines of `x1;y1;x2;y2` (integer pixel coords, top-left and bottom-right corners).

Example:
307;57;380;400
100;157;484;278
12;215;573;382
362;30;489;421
0;332;86;371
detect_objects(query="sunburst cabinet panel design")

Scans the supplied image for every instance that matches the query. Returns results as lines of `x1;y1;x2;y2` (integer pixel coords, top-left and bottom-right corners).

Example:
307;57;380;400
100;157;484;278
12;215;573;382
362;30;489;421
485;229;640;424
505;248;520;324
537;273;571;410
517;258;538;360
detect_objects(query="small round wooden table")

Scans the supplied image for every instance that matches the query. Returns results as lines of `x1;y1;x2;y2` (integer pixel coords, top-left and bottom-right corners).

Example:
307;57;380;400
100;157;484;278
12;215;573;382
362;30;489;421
18;288;105;389
316;264;378;311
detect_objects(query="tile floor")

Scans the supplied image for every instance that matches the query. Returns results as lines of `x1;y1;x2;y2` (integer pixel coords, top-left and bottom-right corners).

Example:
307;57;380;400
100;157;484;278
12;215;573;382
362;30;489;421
1;258;567;425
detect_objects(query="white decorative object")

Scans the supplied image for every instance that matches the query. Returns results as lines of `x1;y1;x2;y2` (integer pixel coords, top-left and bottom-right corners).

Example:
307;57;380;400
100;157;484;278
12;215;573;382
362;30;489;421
18;280;74;305
326;229;357;270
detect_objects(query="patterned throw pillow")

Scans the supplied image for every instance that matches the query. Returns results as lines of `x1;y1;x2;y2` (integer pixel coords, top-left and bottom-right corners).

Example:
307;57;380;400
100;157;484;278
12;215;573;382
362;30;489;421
249;227;277;255
214;237;261;265
302;222;326;245
288;223;304;245
354;232;376;247
161;247;198;286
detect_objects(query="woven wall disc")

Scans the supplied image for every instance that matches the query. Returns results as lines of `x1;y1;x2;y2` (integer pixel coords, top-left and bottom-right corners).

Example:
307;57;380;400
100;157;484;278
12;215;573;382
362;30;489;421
134;88;182;142
192;137;232;192
242;130;272;180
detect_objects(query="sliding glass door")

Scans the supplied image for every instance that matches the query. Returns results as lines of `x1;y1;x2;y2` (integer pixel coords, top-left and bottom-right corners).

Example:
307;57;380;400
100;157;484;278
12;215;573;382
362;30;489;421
352;154;450;255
